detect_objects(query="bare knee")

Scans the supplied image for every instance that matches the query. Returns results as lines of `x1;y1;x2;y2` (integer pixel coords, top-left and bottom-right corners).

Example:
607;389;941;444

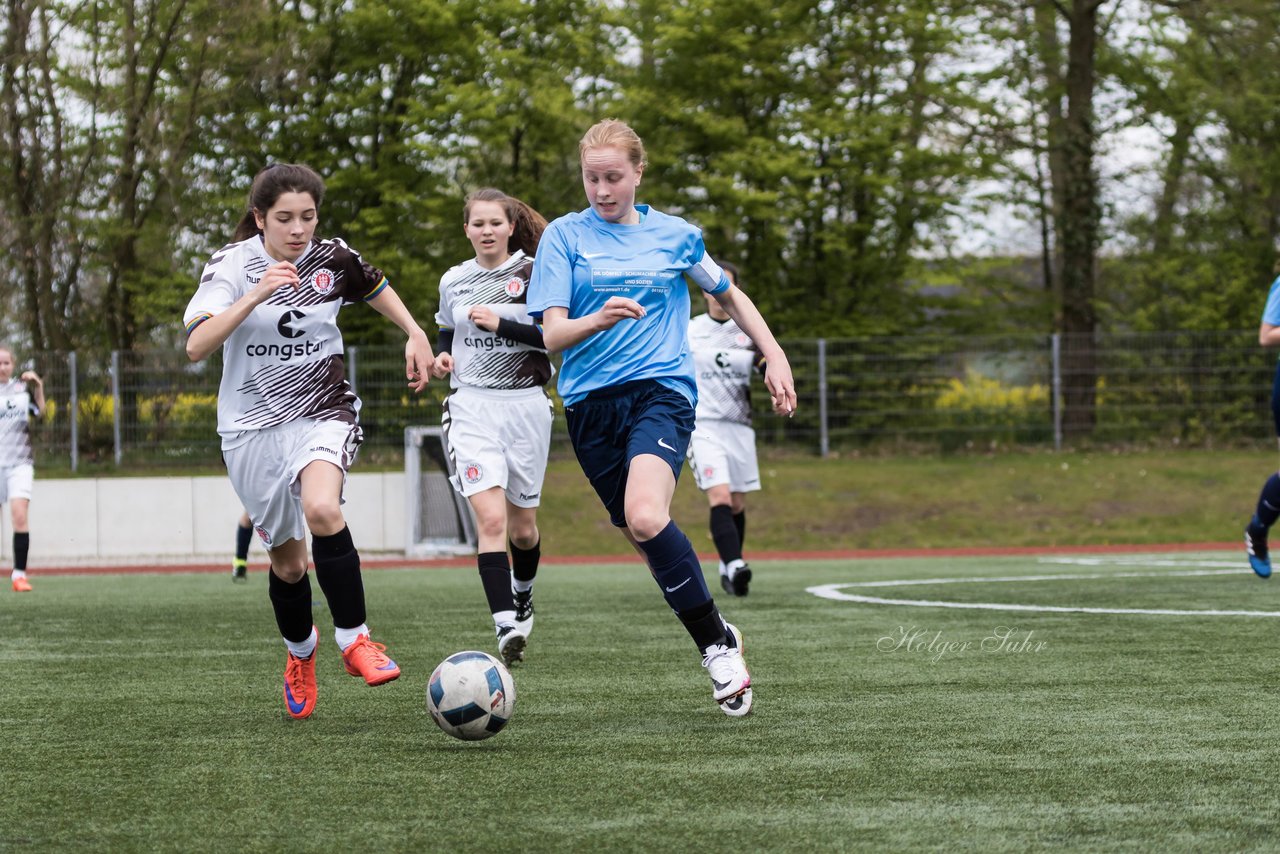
475;512;507;543
625;506;669;542
271;557;308;582
302;497;344;535
509;522;539;550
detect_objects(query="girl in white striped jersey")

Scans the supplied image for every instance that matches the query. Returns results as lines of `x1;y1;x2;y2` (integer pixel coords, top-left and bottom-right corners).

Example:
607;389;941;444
432;188;553;666
687;262;766;597
0;347;44;592
184;163;435;719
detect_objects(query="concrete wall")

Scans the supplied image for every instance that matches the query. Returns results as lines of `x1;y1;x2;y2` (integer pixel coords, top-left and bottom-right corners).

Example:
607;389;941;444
0;472;407;562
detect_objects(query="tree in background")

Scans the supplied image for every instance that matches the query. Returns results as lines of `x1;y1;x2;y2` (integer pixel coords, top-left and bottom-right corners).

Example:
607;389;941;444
1114;0;1280;332
614;0;993;338
2;0;1279;366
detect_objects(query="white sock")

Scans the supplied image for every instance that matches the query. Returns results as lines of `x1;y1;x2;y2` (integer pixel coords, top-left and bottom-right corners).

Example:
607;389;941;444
725;559;746;578
492;610;516;629
512;578;533;594
718;560;727;577
285;626;318;659
335;623;369;651
12;570;26;580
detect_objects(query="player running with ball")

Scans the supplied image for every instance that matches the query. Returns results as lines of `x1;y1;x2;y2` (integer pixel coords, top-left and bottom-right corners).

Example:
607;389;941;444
527;119;796;716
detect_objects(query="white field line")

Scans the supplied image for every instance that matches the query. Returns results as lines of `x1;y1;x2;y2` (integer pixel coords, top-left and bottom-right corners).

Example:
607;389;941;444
805;561;1280;617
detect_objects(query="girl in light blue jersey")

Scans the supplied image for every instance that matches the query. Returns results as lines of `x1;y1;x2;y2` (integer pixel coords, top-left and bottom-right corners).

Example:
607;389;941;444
527;119;797;717
1244;269;1280;579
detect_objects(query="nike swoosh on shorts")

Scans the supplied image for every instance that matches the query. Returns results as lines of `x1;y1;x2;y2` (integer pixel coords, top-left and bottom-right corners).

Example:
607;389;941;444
657;438;676;452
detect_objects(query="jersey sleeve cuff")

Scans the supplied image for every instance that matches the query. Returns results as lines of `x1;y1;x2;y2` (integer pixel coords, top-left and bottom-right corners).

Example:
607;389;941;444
363;277;390;301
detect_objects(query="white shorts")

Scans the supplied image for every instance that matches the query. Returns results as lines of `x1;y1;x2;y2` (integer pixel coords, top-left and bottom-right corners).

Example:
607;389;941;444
0;463;34;504
223;418;362;550
688;420;761;494
443;386;553;508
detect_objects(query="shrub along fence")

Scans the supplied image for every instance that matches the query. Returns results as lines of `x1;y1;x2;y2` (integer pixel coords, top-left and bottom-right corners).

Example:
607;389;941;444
21;330;1274;471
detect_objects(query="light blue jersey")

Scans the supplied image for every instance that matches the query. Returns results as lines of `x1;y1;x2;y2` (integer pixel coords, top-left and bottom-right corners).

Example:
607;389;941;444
1263;276;1280;326
527;205;731;406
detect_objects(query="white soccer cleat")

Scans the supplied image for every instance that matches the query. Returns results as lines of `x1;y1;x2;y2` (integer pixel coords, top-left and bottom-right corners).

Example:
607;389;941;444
496;623;527;666
702;622;752;716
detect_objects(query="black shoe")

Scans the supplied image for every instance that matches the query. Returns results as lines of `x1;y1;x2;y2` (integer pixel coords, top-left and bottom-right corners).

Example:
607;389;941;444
732;563;752;596
514;588;534;628
231;559;248;582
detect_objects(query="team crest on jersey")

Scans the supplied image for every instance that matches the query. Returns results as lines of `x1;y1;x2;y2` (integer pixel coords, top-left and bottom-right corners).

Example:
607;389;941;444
463;463;483;484
734;333;750;347
255;525;272;547
311;270;335;295
505;276;526;298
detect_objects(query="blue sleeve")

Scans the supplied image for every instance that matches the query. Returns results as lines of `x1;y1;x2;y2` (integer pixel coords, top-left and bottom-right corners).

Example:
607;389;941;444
527;220;575;319
1263;277;1280;326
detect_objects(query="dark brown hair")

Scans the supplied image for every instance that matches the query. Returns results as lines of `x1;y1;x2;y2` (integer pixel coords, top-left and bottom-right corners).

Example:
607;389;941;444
463;188;547;258
719;260;740;288
232;163;326;242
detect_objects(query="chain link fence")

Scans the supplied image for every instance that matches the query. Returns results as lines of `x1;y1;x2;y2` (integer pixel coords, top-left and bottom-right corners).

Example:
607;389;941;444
20;330;1274;472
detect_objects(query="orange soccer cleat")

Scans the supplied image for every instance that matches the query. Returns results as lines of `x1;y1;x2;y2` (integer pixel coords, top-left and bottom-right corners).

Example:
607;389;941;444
284;650;318;719
342;634;401;686
11;575;32;593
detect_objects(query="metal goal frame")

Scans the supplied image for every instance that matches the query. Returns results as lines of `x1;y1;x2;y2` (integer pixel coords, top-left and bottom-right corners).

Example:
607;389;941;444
404;426;477;556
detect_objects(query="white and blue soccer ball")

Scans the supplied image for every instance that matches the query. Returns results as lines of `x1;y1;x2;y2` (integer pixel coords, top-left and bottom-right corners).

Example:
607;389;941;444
426;650;516;741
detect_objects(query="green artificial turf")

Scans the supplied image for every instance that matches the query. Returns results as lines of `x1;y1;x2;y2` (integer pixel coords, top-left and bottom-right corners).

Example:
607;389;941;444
3;554;1279;851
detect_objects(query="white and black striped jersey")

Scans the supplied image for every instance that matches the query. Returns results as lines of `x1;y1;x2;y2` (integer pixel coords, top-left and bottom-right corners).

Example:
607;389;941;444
183;235;388;448
435;250;552;390
0;379;40;466
688;313;763;425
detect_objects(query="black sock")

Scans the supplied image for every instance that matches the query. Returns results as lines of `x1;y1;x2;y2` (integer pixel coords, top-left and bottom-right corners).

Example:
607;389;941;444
312;526;366;630
733;510;746;549
677;600;729;653
13;532;29;572
235;522;253;561
268;569;314;643
478;552;516;616
1256;474;1280;528
509;538;541;584
709;505;742;565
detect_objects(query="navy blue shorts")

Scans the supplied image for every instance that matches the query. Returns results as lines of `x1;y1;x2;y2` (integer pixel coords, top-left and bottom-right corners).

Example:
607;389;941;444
565;379;696;527
1271;360;1280;436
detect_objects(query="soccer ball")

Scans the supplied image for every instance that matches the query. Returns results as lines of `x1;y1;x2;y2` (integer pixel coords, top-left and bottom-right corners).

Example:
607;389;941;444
426;650;516;741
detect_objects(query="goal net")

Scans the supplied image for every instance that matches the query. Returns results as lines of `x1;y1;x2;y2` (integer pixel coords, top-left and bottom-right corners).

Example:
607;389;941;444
404;426;477;556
